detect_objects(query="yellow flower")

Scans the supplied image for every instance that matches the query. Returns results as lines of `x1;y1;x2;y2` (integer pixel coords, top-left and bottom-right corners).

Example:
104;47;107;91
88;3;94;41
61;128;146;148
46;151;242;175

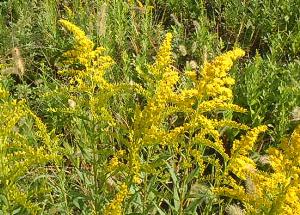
59;19;94;53
0;86;61;213
231;125;268;156
59;19;115;93
154;33;173;70
103;183;129;215
0;84;9;99
196;48;245;101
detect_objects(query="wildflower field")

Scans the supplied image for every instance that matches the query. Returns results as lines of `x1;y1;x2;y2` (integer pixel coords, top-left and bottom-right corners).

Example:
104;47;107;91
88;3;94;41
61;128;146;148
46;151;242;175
0;0;300;214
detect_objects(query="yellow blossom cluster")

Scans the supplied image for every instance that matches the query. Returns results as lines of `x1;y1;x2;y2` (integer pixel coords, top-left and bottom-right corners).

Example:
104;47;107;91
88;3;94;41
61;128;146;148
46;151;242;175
198;48;245;101
59;19;115;92
129;32;250;188
229;125;268;179
138;32;300;215
106;150;126;172
59;19;94;65
58;19;117;135
0;82;61;213
260;125;300;214
58;21;137;213
184;47;245;104
103;183;128;215
215;126;300;214
150;32;173;74
135;33;246;142
241;127;300;214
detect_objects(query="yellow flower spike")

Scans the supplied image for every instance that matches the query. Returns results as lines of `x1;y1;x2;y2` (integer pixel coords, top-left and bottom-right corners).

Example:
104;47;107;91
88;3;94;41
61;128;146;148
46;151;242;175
150;33;173;76
59;19;116;95
107;156;119;172
103;183;129;215
59;19;95;68
196;47;245;100
59;19;94;51
198;99;247;113
231;125;268;156
217;125;300;214
0;90;61;213
0;85;9;99
228;125;267;180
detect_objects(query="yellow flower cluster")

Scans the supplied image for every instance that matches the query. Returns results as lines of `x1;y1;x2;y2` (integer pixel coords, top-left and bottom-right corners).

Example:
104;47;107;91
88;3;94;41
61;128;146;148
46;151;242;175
187;47;245;101
262;125;300;214
152;32;173;72
103;183;128;215
106;150;126;172
128;32;251;188
59;19;94;65
58;19;117;134
215;126;300;214
138;33;297;215
136;33;246;138
59;19;115;92
0;83;60;213
58;22;140;213
229;125;268;179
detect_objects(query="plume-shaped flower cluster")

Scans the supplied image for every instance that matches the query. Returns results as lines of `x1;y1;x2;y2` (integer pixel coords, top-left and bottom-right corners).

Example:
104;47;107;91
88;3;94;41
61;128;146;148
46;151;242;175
0;81;60;214
59;19;115;91
215;125;300;214
103;183;128;215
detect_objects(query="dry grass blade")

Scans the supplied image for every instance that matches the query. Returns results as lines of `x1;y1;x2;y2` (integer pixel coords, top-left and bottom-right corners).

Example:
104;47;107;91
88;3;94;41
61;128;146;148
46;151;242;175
97;3;107;36
0;47;25;77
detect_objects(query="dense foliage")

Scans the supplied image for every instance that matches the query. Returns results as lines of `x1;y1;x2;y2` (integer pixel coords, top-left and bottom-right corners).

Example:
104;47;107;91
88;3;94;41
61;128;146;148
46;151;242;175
0;0;299;214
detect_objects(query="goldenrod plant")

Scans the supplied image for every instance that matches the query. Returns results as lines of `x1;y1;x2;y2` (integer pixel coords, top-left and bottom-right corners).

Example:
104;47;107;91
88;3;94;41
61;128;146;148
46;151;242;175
0;79;61;214
48;20;299;214
215;125;300;215
0;1;299;213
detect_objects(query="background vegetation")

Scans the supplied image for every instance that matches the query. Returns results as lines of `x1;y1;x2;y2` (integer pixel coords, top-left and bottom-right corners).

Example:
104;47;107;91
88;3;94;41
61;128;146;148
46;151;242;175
0;0;299;214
